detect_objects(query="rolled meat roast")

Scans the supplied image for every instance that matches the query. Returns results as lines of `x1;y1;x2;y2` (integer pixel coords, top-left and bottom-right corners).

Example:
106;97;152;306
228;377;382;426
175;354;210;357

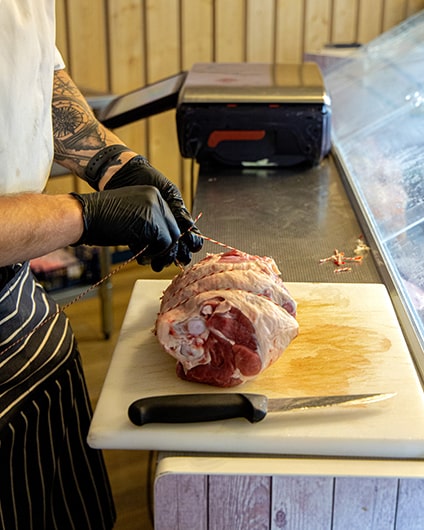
155;249;299;387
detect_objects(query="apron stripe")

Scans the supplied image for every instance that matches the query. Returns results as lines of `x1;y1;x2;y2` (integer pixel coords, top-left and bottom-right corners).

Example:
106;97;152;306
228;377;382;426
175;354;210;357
0;263;115;529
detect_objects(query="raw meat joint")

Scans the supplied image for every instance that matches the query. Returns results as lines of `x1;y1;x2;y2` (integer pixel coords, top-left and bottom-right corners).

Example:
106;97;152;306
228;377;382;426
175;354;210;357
155;250;299;387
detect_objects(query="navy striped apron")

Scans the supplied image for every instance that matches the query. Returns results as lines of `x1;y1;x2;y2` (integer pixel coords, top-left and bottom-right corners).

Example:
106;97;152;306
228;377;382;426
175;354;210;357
0;262;115;529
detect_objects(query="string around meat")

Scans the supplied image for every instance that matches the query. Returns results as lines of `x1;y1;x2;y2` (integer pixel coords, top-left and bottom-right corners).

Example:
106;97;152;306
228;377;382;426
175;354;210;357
174;212;244;269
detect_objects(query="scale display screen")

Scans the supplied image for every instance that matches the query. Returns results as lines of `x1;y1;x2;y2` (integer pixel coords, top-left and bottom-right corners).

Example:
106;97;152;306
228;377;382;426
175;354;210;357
98;71;186;128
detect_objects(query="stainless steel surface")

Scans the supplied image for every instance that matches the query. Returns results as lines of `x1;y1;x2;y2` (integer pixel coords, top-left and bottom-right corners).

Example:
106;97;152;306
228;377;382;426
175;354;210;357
180;62;329;104
266;392;396;412
193;156;381;283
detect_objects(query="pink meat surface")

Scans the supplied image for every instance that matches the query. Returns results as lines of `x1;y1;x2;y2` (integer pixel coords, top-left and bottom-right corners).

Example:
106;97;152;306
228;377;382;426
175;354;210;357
155;250;299;387
160;249;297;316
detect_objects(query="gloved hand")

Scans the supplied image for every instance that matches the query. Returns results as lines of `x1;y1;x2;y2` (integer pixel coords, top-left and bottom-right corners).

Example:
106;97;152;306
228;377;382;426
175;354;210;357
104;155;203;268
70;186;182;271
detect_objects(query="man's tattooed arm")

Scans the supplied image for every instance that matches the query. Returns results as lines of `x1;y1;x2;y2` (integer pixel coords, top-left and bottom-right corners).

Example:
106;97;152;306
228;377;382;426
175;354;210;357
52;69;136;184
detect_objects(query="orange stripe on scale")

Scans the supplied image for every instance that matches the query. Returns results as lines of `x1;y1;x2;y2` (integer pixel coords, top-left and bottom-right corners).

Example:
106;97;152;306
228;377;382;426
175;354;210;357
207;130;265;148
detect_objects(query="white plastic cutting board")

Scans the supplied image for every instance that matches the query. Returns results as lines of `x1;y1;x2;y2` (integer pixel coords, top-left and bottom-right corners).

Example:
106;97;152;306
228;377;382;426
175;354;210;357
88;280;424;458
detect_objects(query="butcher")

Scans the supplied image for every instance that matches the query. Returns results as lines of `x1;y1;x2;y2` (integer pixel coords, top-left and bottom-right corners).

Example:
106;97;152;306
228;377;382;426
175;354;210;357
0;1;202;528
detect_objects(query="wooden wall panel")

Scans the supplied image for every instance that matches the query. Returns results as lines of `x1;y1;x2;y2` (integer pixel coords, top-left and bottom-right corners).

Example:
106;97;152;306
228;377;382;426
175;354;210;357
214;0;246;61
154;474;208;530
208;475;271;529
55;0;69;63
395;479;424;529
275;0;305;63
271;476;333;529
144;0;181;187
408;0;424;15
383;0;409;30
181;0;214;67
246;0;276;62
304;0;332;53
107;0;146;154
107;0;145;92
144;0;180;82
357;0;385;42
333;477;398;529
64;0;109;92
331;0;359;43
55;0;424;203
155;473;424;529
181;0;214;202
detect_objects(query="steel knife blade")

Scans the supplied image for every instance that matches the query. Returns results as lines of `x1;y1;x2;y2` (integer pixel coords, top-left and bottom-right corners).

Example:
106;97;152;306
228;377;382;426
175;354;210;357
128;392;396;426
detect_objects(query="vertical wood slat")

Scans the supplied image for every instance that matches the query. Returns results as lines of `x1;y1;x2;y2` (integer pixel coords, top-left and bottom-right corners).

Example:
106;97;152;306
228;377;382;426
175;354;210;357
107;0;146;155
208;475;271;530
406;0;424;16
181;0;214;68
65;0;109;92
107;0;145;93
330;0;359;43
383;0;409;31
214;0;246;62
333;477;398;529
145;0;180;82
271;476;334;530
275;0;306;63
304;0;332;52
180;0;214;205
357;0;385;43
395;478;424;529
154;474;208;530
144;0;181;187
245;0;276;62
55;0;69;64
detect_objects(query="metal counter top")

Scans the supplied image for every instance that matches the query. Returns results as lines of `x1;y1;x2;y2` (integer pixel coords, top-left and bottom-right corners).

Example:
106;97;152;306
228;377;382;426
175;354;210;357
192;156;381;284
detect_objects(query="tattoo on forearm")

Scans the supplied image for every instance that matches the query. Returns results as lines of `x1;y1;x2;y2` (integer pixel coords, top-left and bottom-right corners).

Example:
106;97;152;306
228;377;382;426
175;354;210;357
52;71;107;174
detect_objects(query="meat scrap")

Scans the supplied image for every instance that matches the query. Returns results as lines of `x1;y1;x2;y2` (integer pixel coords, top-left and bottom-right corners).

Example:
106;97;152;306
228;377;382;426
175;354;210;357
320;247;364;273
155;249;299;387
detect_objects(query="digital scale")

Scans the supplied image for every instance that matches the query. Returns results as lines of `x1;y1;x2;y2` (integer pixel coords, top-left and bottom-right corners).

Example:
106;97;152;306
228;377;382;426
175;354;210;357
98;62;331;167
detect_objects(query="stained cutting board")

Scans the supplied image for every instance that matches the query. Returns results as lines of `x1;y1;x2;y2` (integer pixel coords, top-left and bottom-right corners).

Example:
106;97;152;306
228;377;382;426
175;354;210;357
88;280;424;458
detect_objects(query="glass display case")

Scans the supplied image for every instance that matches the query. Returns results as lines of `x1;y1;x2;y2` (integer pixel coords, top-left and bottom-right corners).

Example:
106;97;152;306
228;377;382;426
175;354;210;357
324;11;424;376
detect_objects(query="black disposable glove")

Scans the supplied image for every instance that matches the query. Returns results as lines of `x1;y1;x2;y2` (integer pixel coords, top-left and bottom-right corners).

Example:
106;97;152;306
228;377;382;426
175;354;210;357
104;155;203;268
71;186;181;271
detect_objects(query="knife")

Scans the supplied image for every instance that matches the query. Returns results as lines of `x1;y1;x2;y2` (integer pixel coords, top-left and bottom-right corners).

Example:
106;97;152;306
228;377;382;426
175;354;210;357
128;392;395;426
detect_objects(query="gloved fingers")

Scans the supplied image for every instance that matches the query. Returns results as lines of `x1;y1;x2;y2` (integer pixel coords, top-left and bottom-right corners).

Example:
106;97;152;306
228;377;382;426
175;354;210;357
105;156;194;227
128;196;181;270
131;237;179;271
130;235;196;272
105;156;203;256
130;243;176;269
182;228;203;253
175;239;192;267
134;238;193;272
150;246;178;272
168;206;204;253
71;186;184;267
159;206;203;256
135;254;151;267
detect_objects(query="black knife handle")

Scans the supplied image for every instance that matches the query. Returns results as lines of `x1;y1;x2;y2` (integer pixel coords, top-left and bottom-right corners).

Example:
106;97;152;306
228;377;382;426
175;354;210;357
128;393;268;426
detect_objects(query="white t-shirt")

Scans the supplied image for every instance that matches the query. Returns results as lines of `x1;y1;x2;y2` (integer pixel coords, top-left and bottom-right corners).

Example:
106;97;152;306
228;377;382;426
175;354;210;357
0;0;65;194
